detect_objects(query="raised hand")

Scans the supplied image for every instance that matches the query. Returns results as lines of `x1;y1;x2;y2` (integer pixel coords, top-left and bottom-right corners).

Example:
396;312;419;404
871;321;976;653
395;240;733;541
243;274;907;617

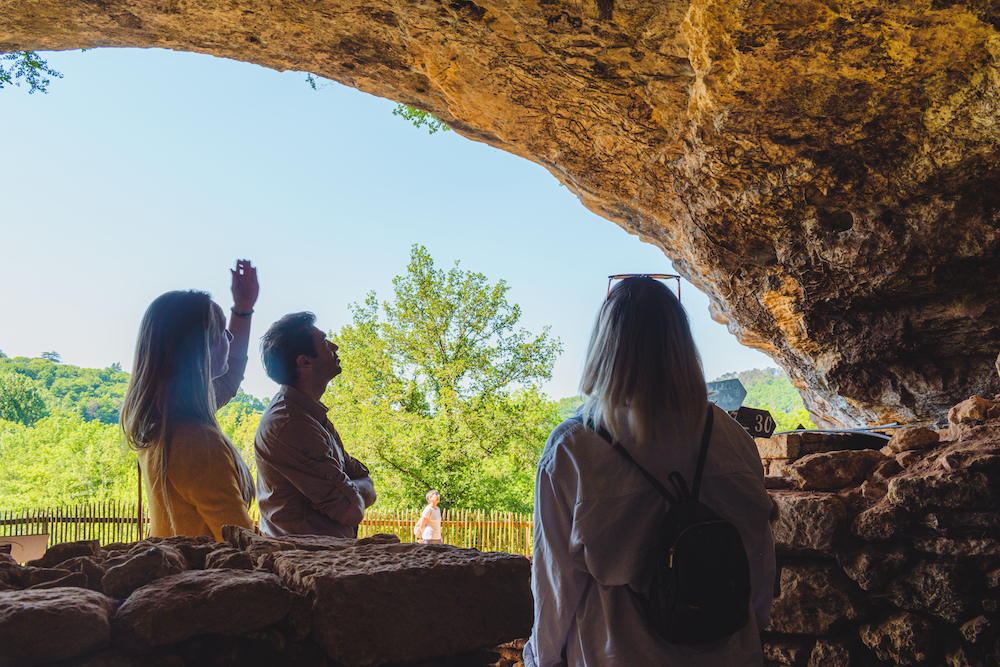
231;259;259;313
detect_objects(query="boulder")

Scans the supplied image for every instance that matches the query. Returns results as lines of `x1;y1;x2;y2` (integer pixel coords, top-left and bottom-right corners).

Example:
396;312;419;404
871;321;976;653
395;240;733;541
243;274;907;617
0;587;117;667
204;547;255;570
888;561;975;624
912;536;1000;558
22;566;77;589
28;571;90;590
807;638;852;667
860;612;941;666
887;470;999;512
949;396;1000;425
27;540;100;569
882;426;940;455
762;638;813;665
770;492;847;554
101;545;188;599
757;434;801;459
113;570;295;650
852;504;913;541
768;563;869;635
272;542;532;666
839;541;911;591
786;449;887;490
60;556;107;592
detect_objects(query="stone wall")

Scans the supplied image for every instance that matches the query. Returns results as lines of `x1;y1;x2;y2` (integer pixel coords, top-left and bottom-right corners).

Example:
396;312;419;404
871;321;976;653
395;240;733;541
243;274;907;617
0;529;531;667
760;396;1000;666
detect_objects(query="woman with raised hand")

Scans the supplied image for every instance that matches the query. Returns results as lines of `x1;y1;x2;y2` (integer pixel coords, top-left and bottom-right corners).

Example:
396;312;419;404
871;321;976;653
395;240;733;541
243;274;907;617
120;260;259;541
525;276;775;667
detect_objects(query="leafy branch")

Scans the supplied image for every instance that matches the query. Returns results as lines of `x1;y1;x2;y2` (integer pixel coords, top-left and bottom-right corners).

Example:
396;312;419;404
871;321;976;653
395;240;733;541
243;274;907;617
1;51;63;94
391;104;450;135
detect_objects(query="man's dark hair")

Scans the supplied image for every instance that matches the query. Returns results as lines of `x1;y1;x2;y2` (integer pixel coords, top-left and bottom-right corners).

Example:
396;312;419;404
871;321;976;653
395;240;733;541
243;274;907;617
260;312;319;386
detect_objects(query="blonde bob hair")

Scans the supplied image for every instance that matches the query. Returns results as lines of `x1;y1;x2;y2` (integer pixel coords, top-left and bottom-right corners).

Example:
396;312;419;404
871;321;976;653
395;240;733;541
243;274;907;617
579;276;708;445
120;290;252;503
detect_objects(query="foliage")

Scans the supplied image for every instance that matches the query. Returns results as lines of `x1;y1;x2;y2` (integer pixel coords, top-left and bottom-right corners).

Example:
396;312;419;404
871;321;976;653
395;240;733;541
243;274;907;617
770;406;815;432
217;388;268;481
0;51;62;94
325;245;561;512
0;357;130;425
41;351;61;362
556;395;585;420
713;367;816;430
0;373;48;426
0;414;137;509
391;104;450;135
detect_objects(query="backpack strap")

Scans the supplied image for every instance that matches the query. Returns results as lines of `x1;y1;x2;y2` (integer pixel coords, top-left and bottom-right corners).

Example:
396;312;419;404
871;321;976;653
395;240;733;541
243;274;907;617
690;406;714;501
570;406;714;506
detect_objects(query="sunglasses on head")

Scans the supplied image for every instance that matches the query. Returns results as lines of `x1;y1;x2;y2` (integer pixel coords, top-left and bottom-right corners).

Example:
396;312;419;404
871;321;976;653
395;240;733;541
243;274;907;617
607;273;682;300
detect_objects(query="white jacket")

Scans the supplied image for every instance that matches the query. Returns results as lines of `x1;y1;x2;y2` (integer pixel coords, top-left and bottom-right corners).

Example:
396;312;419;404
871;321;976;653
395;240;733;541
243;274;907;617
525;405;775;667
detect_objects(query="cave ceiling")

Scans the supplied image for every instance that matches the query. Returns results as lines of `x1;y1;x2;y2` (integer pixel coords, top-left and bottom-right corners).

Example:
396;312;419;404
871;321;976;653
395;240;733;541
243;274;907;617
4;0;1000;427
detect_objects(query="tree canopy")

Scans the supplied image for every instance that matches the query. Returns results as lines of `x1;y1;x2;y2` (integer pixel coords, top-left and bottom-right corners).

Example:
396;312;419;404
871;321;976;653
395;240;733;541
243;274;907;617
325;245;561;511
0;373;48;426
0;356;129;425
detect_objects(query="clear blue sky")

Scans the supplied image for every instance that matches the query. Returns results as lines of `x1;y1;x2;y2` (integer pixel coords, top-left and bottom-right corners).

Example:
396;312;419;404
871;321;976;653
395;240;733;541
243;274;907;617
0;48;774;401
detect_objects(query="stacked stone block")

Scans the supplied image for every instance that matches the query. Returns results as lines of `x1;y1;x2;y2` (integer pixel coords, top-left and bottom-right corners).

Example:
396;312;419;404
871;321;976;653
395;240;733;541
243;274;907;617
759;396;1000;666
0;529;532;667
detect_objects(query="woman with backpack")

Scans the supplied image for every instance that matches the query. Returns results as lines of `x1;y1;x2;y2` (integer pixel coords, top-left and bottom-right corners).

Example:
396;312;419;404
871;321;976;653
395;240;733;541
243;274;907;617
525;276;775;666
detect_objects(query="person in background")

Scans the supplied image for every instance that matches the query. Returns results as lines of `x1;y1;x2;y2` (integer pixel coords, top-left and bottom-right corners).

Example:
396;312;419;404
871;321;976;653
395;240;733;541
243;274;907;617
525;276;775;667
120;260;260;541
413;490;442;544
254;312;377;538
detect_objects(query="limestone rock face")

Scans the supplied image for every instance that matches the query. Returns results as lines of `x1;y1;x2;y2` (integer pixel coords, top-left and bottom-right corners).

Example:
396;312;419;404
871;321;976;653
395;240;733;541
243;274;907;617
3;0;1000;426
786;449;887;490
770;491;847;554
768;562;869;635
271;542;532;667
860;611;942;666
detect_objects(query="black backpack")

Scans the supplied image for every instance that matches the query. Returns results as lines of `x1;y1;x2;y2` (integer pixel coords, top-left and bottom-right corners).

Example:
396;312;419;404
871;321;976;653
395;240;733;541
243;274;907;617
574;407;752;645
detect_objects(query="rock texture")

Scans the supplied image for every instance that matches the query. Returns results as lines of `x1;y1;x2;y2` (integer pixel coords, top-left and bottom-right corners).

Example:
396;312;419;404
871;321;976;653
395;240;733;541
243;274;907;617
760;398;1000;666
0;531;531;667
3;0;1000;426
0;588;117;667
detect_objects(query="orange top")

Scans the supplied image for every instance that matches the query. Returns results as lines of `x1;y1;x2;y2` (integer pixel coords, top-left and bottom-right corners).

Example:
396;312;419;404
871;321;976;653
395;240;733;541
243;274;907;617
138;421;254;541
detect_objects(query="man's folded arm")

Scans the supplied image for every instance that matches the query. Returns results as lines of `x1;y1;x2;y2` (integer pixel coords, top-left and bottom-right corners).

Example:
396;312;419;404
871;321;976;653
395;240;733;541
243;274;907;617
258;420;366;527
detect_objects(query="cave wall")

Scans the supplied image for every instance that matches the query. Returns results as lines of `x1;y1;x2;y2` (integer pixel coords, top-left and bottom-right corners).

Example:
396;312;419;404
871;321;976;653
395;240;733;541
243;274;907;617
3;0;1000;426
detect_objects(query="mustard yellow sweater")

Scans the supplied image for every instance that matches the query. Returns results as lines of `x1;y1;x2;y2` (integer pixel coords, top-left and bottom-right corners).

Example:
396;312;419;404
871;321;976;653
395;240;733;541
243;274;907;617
138;421;254;541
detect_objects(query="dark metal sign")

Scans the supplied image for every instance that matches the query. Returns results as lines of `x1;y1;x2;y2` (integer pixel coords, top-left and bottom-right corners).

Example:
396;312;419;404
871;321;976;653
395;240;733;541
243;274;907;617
734;406;776;439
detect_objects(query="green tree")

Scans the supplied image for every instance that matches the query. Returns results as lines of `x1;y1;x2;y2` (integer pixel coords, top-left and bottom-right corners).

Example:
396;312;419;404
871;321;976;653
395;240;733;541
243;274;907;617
0;356;130;424
0;414;136;508
556;395;585;420
217;388;268;481
326;245;561;511
41;351;61;363
0;51;62;93
0;373;48;426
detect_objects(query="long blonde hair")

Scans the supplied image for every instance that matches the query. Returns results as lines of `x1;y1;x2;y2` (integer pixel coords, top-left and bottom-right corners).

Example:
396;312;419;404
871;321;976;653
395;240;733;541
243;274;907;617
120;290;252;503
580;277;708;445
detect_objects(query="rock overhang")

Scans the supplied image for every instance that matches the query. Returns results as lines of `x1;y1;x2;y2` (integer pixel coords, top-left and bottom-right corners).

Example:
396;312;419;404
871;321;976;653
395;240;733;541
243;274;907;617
3;0;1000;426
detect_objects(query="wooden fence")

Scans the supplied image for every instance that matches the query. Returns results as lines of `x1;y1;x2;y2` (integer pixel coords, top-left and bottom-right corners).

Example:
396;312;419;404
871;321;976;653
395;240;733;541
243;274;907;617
0;504;534;556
